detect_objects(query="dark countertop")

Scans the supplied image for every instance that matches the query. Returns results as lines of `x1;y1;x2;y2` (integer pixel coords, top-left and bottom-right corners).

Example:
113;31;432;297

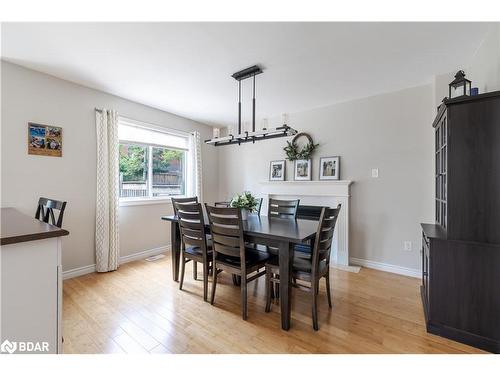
421;223;448;240
1;207;69;246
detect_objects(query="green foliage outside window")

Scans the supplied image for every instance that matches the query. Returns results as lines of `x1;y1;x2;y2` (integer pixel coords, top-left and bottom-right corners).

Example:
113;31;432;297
153;148;184;173
119;144;146;181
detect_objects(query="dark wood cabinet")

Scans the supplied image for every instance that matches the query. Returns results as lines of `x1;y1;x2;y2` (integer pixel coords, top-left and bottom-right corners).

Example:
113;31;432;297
421;91;500;354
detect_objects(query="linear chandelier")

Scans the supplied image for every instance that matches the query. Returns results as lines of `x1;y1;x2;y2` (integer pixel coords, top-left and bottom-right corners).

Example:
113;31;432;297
205;65;298;146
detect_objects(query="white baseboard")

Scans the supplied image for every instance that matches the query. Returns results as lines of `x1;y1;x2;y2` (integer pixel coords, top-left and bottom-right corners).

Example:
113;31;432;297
349;257;420;279
119;245;171;264
330;263;361;273
62;244;171;280
62;264;97;280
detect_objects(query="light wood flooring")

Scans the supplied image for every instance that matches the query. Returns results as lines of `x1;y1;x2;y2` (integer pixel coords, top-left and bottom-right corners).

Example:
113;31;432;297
62;252;484;354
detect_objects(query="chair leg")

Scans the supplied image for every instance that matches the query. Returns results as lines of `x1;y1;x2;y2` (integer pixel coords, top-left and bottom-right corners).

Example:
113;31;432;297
193;261;197;280
241;275;248;320
325;271;332;308
312;278;319;330
270;277;275;299
203;262;208;302
265;267;272;313
275;278;280;300
179;256;186;290
210;263;217;305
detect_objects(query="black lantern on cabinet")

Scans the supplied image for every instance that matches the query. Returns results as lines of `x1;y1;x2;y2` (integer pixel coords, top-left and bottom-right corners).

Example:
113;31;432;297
449;70;471;99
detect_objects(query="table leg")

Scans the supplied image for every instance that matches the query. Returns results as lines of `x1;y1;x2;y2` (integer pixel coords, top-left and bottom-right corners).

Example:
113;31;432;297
232;275;241;286
278;240;293;330
170;221;181;282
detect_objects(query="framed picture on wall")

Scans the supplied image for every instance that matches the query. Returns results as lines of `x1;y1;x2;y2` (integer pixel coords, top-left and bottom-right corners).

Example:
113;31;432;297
28;122;63;157
269;160;286;181
319;156;340;180
294;159;311;181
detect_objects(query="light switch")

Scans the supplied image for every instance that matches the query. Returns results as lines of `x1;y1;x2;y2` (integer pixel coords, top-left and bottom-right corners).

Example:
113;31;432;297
371;168;379;178
404;241;412;251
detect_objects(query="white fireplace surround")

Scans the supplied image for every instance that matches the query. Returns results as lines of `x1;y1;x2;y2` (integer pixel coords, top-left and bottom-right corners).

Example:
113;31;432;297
258;180;353;268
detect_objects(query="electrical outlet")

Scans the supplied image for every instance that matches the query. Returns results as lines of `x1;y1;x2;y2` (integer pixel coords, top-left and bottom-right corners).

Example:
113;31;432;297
404;241;412;251
371;168;379;178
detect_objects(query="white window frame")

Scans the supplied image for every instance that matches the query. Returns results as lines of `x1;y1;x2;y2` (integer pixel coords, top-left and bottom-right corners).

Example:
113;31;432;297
118;117;191;207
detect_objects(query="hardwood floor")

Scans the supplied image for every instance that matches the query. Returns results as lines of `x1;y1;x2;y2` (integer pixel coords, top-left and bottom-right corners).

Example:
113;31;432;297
62;252;484;354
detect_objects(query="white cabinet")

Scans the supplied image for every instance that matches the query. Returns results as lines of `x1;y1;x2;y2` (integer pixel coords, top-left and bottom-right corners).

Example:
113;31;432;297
1;208;68;354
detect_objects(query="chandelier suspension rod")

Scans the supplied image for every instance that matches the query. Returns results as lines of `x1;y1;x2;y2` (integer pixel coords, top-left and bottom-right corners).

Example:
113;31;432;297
238;80;242;135
252;73;256;133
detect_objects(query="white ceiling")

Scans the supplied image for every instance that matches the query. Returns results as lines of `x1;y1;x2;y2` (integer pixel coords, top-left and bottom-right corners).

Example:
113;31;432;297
1;22;493;127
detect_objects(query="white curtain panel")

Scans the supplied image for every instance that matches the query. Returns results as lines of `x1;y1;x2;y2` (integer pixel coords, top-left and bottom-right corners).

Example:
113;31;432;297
189;131;203;202
95;109;120;272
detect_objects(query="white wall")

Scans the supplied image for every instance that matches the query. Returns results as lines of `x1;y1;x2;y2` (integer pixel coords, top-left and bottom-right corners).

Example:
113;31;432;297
467;24;500;94
1;61;218;272
433;24;500;107
218;84;435;271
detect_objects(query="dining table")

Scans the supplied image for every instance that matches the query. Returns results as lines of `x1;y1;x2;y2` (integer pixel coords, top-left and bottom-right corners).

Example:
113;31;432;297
161;211;319;330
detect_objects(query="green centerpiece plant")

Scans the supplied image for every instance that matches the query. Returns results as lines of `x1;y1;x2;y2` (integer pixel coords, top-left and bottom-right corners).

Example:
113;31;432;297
230;191;259;220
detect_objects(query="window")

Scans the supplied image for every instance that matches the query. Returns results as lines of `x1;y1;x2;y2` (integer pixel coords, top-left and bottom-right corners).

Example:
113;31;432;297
118;118;190;203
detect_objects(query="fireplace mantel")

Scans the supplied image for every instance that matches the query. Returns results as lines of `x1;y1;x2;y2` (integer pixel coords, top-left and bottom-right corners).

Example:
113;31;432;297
258;180;353;267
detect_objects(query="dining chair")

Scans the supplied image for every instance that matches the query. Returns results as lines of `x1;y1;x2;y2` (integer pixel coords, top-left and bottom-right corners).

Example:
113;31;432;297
172;197;202;279
35;197;67;228
264;204;341;330
205;205;270;320
255;197;263;216
264;198;301;298
175;202;213;301
171;196;198;215
267;198;300;219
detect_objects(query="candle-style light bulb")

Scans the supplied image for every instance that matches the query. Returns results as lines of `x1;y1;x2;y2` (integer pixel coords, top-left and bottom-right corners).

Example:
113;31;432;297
282;113;289;126
261;118;268;131
212;127;220;139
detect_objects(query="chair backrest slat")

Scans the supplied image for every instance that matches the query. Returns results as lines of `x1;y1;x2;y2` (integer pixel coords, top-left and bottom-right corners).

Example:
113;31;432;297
213;233;240;248
35;197;67;228
210;225;240;237
268;198;300;219
212;242;241;258
205;205;246;268
209;215;240;226
312;205;341;269
214;201;230;207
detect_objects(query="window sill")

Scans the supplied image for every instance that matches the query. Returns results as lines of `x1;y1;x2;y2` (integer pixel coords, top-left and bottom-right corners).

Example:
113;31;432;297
119;197;178;207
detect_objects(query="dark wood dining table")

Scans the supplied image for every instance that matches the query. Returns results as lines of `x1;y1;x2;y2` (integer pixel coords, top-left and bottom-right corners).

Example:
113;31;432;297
161;212;319;330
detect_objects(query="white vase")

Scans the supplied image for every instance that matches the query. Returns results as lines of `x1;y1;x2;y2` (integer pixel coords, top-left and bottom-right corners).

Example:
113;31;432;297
241;208;250;220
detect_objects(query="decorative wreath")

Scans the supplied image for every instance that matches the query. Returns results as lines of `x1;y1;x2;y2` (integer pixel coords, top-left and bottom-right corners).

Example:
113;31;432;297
283;133;319;161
